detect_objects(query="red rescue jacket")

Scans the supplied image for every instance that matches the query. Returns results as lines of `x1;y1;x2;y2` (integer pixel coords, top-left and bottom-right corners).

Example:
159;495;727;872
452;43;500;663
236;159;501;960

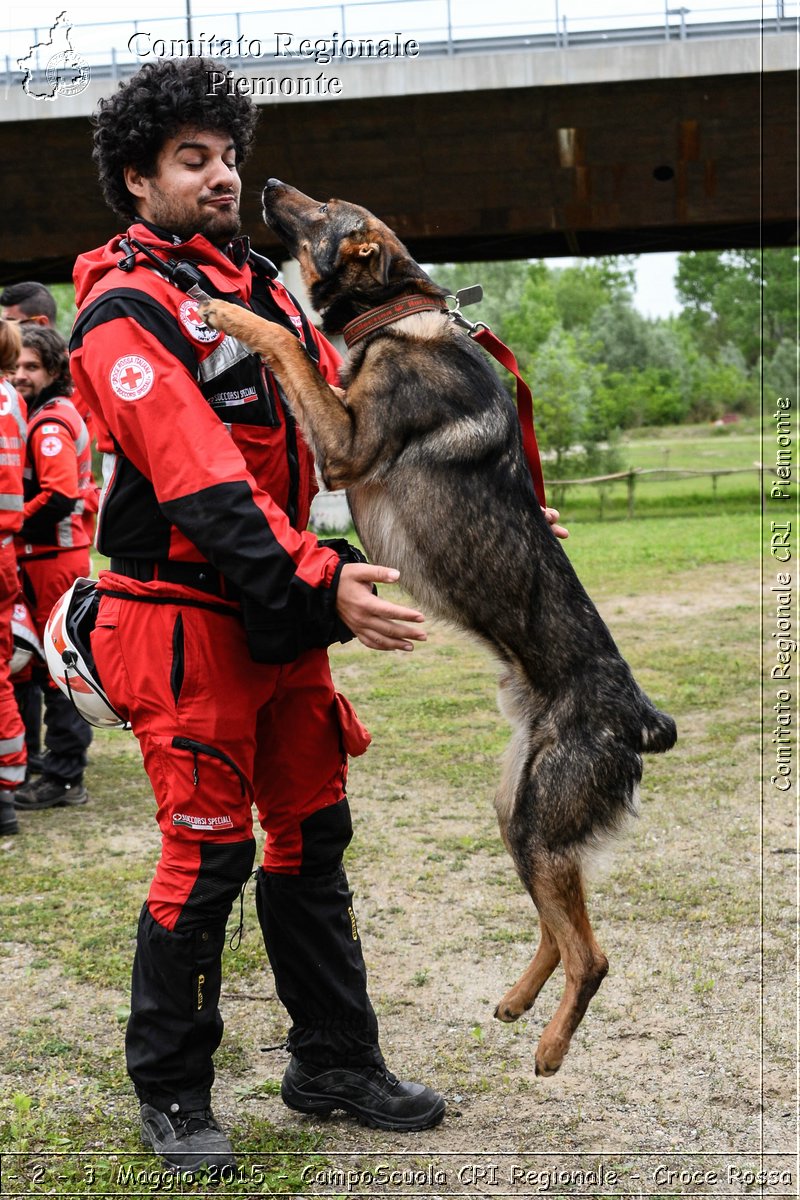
70;223;346;640
16;387;91;557
0;379;27;537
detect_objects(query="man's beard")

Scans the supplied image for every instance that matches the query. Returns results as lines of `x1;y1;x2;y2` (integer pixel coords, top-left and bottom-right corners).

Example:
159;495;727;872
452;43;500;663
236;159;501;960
145;183;241;246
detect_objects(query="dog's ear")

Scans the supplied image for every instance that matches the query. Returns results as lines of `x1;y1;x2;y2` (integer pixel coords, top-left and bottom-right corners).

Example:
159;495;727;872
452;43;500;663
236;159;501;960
356;241;392;286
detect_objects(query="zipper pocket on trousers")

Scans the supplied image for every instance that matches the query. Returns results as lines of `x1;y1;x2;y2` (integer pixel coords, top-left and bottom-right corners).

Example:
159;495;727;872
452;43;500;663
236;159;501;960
170;613;185;705
172;736;247;798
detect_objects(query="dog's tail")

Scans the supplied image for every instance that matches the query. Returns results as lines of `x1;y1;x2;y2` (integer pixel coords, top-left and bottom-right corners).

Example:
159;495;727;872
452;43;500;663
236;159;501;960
639;701;677;754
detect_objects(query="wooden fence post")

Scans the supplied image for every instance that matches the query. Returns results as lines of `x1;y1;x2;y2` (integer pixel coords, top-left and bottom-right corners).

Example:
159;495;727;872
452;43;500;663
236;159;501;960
627;469;636;518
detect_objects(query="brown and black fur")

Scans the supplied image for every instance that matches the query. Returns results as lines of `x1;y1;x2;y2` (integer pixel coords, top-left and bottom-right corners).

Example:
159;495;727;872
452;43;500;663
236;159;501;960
200;180;677;1078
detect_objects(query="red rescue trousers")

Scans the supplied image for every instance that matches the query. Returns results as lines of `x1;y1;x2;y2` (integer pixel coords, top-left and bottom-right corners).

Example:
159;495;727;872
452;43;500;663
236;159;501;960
91;582;371;931
0;540;26;789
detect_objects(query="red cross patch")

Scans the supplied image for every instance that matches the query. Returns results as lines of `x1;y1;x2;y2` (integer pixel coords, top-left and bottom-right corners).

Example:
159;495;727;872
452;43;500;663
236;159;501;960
110;355;154;401
180;299;221;343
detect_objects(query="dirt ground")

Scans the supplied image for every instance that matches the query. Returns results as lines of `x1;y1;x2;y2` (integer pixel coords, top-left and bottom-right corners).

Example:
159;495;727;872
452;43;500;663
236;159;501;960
1;565;795;1197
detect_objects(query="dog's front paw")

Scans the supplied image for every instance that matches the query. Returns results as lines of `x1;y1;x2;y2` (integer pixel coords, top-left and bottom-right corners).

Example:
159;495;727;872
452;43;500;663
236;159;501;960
196;300;290;361
197;298;236;333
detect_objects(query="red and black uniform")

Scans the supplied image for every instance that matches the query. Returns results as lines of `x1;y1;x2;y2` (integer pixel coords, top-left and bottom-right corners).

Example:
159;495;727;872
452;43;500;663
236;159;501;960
0;378;28;791
16;386;93;785
71;223;382;1115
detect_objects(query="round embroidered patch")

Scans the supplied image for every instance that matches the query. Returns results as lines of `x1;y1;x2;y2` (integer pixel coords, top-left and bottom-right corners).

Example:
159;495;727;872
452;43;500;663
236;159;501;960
40;436;63;457
179;299;220;343
110;355;154;401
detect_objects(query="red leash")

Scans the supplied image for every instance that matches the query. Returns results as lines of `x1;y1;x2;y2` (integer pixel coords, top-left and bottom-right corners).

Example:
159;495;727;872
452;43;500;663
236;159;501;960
470;325;547;509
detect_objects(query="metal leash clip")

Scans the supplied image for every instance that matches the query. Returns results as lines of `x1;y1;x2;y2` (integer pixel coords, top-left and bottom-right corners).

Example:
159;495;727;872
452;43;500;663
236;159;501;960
446;284;488;335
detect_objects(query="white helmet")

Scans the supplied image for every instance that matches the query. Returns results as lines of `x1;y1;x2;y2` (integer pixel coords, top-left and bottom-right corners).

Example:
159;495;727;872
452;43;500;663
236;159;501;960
10;598;43;675
44;578;129;729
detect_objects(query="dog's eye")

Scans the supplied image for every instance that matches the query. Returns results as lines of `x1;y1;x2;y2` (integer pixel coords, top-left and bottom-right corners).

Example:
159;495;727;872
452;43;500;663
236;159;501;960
319;204;328;214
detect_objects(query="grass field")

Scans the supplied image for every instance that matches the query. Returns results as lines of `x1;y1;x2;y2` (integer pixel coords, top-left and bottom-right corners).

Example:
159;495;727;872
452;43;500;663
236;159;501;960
550;420;762;519
0;424;792;1197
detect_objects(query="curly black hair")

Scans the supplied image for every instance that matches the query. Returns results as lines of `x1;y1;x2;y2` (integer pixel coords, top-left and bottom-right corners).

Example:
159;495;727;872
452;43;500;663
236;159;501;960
92;58;259;221
20;326;72;395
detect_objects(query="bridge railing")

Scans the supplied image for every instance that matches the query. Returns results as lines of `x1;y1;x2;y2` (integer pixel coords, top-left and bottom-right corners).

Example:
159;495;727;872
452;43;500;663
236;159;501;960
3;1;797;89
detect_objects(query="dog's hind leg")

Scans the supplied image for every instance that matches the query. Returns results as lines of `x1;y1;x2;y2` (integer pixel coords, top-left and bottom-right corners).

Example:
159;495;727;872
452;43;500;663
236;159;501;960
494;919;561;1022
525;852;608;1077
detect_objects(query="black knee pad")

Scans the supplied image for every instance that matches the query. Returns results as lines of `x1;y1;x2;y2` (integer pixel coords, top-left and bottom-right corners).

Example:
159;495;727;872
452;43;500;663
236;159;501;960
174;837;256;932
299;798;354;875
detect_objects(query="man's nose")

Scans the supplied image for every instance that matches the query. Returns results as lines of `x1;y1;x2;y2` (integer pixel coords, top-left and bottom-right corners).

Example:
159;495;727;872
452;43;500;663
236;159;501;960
207;158;237;189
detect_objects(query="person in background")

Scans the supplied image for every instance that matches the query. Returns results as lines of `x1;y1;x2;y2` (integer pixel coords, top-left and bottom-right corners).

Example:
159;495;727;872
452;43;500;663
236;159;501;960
1;284;99;773
0;320;29;834
11;326;92;811
0;281;57;328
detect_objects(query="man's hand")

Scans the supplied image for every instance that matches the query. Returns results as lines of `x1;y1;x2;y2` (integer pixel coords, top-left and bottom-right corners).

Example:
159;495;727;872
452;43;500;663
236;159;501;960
543;506;569;539
336;563;426;652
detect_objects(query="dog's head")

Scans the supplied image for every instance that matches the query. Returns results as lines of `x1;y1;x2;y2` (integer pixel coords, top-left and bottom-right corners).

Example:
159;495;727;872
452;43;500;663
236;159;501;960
262;179;445;333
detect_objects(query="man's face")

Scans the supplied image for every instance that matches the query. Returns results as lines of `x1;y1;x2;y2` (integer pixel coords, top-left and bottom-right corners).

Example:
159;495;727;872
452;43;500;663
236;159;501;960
2;306;49;325
124;128;242;245
13;347;55;400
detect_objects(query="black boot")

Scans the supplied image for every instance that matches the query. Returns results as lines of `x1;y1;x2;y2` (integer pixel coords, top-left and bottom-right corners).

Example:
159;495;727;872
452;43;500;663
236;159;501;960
281;1057;445;1131
139;1103;235;1173
0;790;18;835
256;864;445;1130
127;904;227;1113
127;839;257;1114
256;864;382;1067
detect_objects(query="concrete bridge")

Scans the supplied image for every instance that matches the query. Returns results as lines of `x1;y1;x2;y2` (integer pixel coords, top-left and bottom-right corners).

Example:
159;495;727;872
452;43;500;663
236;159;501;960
0;14;796;280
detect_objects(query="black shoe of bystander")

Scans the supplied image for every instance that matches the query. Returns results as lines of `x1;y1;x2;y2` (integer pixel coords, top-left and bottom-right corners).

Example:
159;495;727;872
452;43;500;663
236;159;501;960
14;776;88;810
0;790;19;834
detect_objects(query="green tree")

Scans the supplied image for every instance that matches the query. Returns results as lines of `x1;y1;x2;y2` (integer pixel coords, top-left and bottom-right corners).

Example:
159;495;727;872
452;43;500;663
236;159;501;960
50;283;77;341
425;259;530;334
764;338;798;404
551;257;634;331
531;327;596;473
501;262;560;366
689;357;756;420
676;248;797;366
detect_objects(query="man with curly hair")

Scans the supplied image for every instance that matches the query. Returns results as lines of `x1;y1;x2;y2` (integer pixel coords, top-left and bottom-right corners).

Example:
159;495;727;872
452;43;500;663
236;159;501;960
69;58;444;1174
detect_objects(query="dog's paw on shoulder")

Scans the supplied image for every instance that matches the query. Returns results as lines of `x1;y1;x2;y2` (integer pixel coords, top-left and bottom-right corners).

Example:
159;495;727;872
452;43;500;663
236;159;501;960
197;299;221;329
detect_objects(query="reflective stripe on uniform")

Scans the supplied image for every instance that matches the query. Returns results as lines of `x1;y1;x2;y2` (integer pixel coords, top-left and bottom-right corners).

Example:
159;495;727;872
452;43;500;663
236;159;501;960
0;733;25;755
0;765;27;785
56;514;75;548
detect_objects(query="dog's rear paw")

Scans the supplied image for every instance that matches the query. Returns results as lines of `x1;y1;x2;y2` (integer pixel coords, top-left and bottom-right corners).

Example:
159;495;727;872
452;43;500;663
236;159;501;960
534;1034;567;1077
534;1056;561;1078
494;993;532;1023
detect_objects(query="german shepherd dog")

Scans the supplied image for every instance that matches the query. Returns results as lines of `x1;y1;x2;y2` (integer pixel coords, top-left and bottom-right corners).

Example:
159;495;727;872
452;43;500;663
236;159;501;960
200;180;677;1078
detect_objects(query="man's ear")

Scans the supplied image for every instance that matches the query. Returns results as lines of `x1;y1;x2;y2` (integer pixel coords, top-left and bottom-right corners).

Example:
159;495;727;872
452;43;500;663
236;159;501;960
123;165;147;202
356;241;391;286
